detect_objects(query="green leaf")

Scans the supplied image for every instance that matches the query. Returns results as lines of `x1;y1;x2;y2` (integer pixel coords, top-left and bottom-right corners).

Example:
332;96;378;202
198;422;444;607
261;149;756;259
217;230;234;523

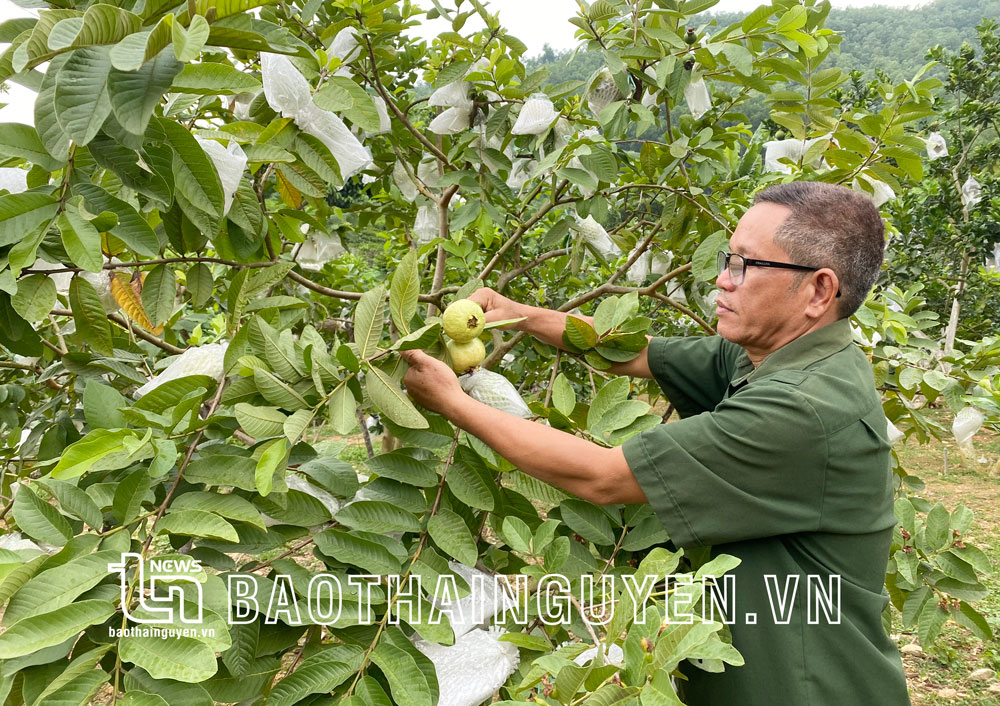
267;651;358;706
551;373;576;417
46;5;141;51
134;375;214;412
0;192;59;248
113;467;150;525
67;276;109;355
314;529;403;575
444;456;494;511
119;634;218;683
0;122;62;171
565;316;598;350
12;484;73;546
691;230;728;282
354;285;386;359
559;499;616;545
54;46;113;145
108;17;172;71
235;402;286;438
83;379;128;429
389;250;419;335
924;502;950;551
11;274;56;322
51;428;147;478
172;15;210;62
254;438;288;497
108;48;183;135
221;621;259;676
366;365;428;429
369;642;434;706
327;383;358;435
186;262;213;307
335;501;421;534
73;182;159;256
427;508;478;565
365;450;438;487
390;323;441;352
36;478;104;530
587;377;630;430
171;61;261;95
0;600;115;659
3;550;121;626
33;53;71;162
159;117;224;236
170;490;265;529
313;77;381;134
58;207;103;273
156;509;240;542
141;264;175;327
253;368;308;409
502;515;532;553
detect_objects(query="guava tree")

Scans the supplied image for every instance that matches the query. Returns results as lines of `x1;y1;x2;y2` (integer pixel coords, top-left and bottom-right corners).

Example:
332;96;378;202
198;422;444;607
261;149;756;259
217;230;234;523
0;0;995;704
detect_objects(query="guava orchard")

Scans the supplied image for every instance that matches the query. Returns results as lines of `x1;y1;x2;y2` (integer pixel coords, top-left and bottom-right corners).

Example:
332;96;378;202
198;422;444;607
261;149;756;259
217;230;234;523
222;572;843;627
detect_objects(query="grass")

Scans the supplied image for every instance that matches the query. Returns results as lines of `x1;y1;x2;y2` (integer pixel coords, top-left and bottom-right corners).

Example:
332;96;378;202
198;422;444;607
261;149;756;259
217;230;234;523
893;417;1000;704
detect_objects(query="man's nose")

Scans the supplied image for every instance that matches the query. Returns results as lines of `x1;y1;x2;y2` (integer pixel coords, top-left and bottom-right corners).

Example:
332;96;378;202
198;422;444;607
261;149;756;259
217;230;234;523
716;267;735;291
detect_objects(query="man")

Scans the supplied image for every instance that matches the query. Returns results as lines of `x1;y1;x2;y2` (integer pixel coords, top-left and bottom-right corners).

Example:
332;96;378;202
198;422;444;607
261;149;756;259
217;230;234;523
400;182;910;705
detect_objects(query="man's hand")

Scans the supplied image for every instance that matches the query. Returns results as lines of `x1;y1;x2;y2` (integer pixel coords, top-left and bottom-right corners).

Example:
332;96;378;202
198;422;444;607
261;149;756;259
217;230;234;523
468;287;526;329
399;349;466;416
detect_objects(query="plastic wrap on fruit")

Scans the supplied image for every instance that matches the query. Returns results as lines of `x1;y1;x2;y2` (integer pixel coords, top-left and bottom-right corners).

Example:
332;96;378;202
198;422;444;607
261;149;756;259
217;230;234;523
0;168;28;194
295;102;372;181
413;627;519;706
625;243;652;284
684;76;712;119
511;93;558;135
413;204;438;244
195;137;247;215
431;562;516;638
460;369;533;419
393;160;419;200
134;342;229;398
260;53;312;117
575;214;620;259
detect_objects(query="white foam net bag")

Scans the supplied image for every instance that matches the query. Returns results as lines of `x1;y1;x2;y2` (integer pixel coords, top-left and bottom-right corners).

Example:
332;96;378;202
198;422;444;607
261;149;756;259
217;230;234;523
854;173;895;207
952;406;984;455
576;215;620;259
505;158;536;192
684;77;712;119
195;137;247;215
393;160;419;200
460;369;533;419
413;204;438;244
261;53;313;117
417;156;442;189
586;68;624;117
329;26;361;64
511;93;558;135
134;342;229;398
431;561;516;637
625;244;652;284
414;627;520;706
428;81;471;109
366;95;391;136
762;137;825;174
296;232;345;271
429;106;472;135
0;168;28;194
961;176;981;208
925;132;947;160
574;643;624;667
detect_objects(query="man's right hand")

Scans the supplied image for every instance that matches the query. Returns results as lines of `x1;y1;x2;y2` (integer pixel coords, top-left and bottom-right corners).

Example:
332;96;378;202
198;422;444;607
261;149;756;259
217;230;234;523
468;287;527;330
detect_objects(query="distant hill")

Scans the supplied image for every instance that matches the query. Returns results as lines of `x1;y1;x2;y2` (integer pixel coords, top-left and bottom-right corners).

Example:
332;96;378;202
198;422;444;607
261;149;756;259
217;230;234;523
529;0;1000;90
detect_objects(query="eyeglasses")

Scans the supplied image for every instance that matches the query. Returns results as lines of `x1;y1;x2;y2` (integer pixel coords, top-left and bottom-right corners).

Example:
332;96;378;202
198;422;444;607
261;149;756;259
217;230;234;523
717;251;841;297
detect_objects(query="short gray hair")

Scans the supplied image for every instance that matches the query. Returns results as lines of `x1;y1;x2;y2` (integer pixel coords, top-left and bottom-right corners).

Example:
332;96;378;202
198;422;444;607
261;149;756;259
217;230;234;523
754;182;885;318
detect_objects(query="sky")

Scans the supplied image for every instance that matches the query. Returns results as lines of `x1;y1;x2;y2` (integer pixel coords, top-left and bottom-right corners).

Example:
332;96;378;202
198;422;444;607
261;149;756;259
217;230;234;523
0;0;934;125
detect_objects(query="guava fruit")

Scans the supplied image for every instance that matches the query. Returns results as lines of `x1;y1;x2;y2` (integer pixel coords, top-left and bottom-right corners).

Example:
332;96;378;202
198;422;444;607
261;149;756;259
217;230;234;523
442;299;485;342
446;338;486;374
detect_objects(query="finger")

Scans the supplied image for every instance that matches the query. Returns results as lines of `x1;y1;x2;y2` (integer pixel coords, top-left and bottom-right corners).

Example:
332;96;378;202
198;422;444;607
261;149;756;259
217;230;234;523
399;349;431;366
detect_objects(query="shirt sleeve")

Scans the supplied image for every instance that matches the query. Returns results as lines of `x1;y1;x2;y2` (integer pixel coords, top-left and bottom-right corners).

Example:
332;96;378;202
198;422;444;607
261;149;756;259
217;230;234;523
647;335;746;418
621;380;828;548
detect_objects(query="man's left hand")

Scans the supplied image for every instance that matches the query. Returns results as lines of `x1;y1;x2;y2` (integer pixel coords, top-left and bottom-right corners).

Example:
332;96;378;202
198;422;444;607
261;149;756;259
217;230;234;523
399;349;465;416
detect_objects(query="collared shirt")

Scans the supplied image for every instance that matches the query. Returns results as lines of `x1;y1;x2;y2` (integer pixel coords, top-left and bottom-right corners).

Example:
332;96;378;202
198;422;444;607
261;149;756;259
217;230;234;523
622;319;910;705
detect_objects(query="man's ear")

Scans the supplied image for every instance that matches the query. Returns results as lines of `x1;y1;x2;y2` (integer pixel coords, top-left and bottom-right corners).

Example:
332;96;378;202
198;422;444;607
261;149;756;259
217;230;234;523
805;268;840;318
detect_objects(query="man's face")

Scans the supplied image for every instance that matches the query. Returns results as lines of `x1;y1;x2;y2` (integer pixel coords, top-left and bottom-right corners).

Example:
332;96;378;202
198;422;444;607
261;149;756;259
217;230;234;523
715;202;811;358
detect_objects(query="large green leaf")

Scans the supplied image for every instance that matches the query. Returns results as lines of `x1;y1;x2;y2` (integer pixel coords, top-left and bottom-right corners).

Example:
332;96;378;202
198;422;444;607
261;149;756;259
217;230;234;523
113;467;150;525
559;499;616;545
11;274;56;322
159;117;224;235
118;634;218;683
369;642;434;706
67;275;113;356
0;191;59;248
33;52;71;161
11;9;80;73
366;365;428;429
254;438;288;497
171;62;261;95
83;379;128;429
365;450;438;487
108;17;172;71
171;14;209;62
11;484;73;546
156;509;240;542
234;402;287;438
427;509;478;565
353;285;385;359
73;182;159;256
313;529;403;575
54;46;114;145
170;490;266;529
335;501;421;534
327;382;358;435
58;203;103;273
0;600;115;659
389;250;419;335
0;122;62;171
3;550;121;626
108;49;183;135
140;263;176;327
313;76;381;134
47;5;141;52
266;649;360;706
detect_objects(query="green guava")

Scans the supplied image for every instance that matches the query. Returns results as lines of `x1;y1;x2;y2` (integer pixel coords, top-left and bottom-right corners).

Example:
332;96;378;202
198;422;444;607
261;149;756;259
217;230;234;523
446;338;486;374
442;299;486;342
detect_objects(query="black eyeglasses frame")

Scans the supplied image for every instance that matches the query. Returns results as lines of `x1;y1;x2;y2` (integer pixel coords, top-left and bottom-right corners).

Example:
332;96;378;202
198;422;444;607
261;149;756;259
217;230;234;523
716;251;841;297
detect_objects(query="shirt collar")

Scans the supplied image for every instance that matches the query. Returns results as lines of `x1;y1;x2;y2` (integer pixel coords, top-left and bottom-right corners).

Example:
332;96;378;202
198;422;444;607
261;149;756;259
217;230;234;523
749;318;854;382
727;318;854;392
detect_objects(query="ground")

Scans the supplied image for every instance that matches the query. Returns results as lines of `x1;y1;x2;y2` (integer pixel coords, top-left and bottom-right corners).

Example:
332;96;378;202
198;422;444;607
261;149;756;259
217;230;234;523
892;418;1000;705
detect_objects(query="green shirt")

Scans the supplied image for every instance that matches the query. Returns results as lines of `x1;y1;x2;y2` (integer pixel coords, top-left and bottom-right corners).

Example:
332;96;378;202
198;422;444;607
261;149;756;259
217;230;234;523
622;319;910;705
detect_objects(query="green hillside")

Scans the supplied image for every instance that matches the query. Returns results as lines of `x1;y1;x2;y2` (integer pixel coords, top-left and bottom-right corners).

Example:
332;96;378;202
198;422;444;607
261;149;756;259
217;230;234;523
529;0;1000;88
